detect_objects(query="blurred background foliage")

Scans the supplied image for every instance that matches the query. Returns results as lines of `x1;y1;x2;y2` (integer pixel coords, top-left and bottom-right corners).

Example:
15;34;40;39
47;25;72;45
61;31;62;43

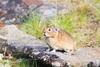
20;0;100;47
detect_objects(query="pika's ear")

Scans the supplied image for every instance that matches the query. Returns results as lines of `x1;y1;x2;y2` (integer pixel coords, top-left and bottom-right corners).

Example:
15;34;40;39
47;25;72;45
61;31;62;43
50;25;59;32
54;26;59;32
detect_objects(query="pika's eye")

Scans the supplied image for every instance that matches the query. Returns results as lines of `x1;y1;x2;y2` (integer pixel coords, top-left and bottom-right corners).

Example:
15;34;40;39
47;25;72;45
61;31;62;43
48;29;51;31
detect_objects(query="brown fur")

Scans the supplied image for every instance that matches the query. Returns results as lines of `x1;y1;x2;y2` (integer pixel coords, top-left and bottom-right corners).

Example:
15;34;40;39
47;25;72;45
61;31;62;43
43;26;77;53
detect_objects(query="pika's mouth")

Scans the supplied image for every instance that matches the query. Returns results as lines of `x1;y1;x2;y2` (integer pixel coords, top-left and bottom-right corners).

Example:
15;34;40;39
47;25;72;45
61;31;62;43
43;32;50;38
43;33;50;38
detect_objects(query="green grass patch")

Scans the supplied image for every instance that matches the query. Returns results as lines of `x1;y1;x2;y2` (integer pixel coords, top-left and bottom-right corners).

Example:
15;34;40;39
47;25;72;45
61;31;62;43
20;13;46;39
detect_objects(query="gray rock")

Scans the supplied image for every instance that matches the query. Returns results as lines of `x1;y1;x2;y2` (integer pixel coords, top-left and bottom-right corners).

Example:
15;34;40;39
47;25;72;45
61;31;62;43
0;25;48;52
0;0;29;24
42;9;57;18
47;47;100;67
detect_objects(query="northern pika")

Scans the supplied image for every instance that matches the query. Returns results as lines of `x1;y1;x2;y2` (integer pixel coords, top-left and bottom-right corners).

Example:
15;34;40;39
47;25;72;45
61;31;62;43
43;26;77;54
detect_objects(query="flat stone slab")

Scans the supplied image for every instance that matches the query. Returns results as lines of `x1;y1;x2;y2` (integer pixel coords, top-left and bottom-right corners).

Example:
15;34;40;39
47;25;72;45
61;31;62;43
0;25;48;52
